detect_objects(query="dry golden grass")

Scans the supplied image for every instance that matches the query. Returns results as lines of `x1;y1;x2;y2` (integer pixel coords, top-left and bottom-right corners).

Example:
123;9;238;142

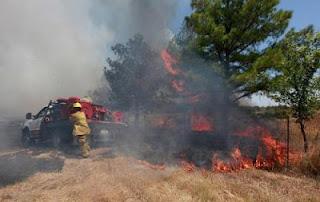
277;113;320;151
276;113;320;175
0;117;319;201
0;148;319;202
300;147;320;176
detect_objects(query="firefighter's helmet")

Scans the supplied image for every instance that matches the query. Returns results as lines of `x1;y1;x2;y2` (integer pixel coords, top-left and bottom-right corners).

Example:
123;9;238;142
73;102;82;108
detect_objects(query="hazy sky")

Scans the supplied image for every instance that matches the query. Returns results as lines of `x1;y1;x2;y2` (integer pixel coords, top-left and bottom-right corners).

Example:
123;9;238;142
1;0;319;116
0;0;179;117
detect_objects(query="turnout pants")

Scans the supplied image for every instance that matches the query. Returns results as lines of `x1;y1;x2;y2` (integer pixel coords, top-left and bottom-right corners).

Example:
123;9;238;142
77;135;90;158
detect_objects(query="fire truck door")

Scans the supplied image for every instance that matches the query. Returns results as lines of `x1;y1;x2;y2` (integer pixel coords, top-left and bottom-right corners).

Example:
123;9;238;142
29;107;47;133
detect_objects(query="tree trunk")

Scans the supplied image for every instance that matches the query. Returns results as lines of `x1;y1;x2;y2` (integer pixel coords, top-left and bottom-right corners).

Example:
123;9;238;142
298;120;309;152
221;57;231;150
221;90;231;151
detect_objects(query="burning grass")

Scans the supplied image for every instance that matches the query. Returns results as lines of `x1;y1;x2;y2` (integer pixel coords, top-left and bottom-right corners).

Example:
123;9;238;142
176;126;303;173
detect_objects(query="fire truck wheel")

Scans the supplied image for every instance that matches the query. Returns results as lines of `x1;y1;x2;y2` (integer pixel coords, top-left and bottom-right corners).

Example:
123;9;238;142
21;129;33;148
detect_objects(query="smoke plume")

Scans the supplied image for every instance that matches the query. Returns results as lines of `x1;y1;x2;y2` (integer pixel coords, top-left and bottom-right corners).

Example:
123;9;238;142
0;0;179;117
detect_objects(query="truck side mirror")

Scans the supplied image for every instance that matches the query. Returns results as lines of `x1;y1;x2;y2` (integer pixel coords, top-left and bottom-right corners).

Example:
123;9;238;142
26;113;33;120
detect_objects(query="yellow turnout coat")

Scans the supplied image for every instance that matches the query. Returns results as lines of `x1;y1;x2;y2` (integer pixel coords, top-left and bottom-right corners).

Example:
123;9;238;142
70;111;91;136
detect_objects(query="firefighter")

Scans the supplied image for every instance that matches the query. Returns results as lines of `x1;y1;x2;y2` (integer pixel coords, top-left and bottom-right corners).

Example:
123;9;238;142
70;102;91;158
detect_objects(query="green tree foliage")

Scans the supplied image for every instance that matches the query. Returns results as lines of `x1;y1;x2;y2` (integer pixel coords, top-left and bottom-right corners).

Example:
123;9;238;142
268;26;320;152
104;34;167;112
185;0;292;98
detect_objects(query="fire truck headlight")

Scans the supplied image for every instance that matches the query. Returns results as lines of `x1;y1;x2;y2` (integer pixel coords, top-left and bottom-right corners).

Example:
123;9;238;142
100;129;109;136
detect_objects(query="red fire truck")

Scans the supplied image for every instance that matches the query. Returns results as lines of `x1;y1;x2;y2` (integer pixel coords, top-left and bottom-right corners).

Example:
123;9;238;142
21;97;127;148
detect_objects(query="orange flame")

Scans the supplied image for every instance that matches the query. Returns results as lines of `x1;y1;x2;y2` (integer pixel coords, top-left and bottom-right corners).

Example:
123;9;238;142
161;49;180;76
191;114;214;132
189;95;202;104
211;127;302;172
212;149;254;172
171;80;184;92
180;160;196;172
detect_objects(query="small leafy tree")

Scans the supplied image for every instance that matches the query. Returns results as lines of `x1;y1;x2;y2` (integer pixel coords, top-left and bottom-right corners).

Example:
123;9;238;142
269;26;320;152
185;0;292;98
105;34;167;118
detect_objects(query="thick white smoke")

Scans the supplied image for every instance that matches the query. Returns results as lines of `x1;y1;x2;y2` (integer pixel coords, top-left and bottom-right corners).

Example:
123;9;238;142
0;0;179;117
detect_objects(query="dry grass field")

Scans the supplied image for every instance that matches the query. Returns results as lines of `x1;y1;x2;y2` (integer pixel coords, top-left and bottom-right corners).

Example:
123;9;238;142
0;147;319;202
275;114;320;176
0;118;319;202
277;114;320;151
